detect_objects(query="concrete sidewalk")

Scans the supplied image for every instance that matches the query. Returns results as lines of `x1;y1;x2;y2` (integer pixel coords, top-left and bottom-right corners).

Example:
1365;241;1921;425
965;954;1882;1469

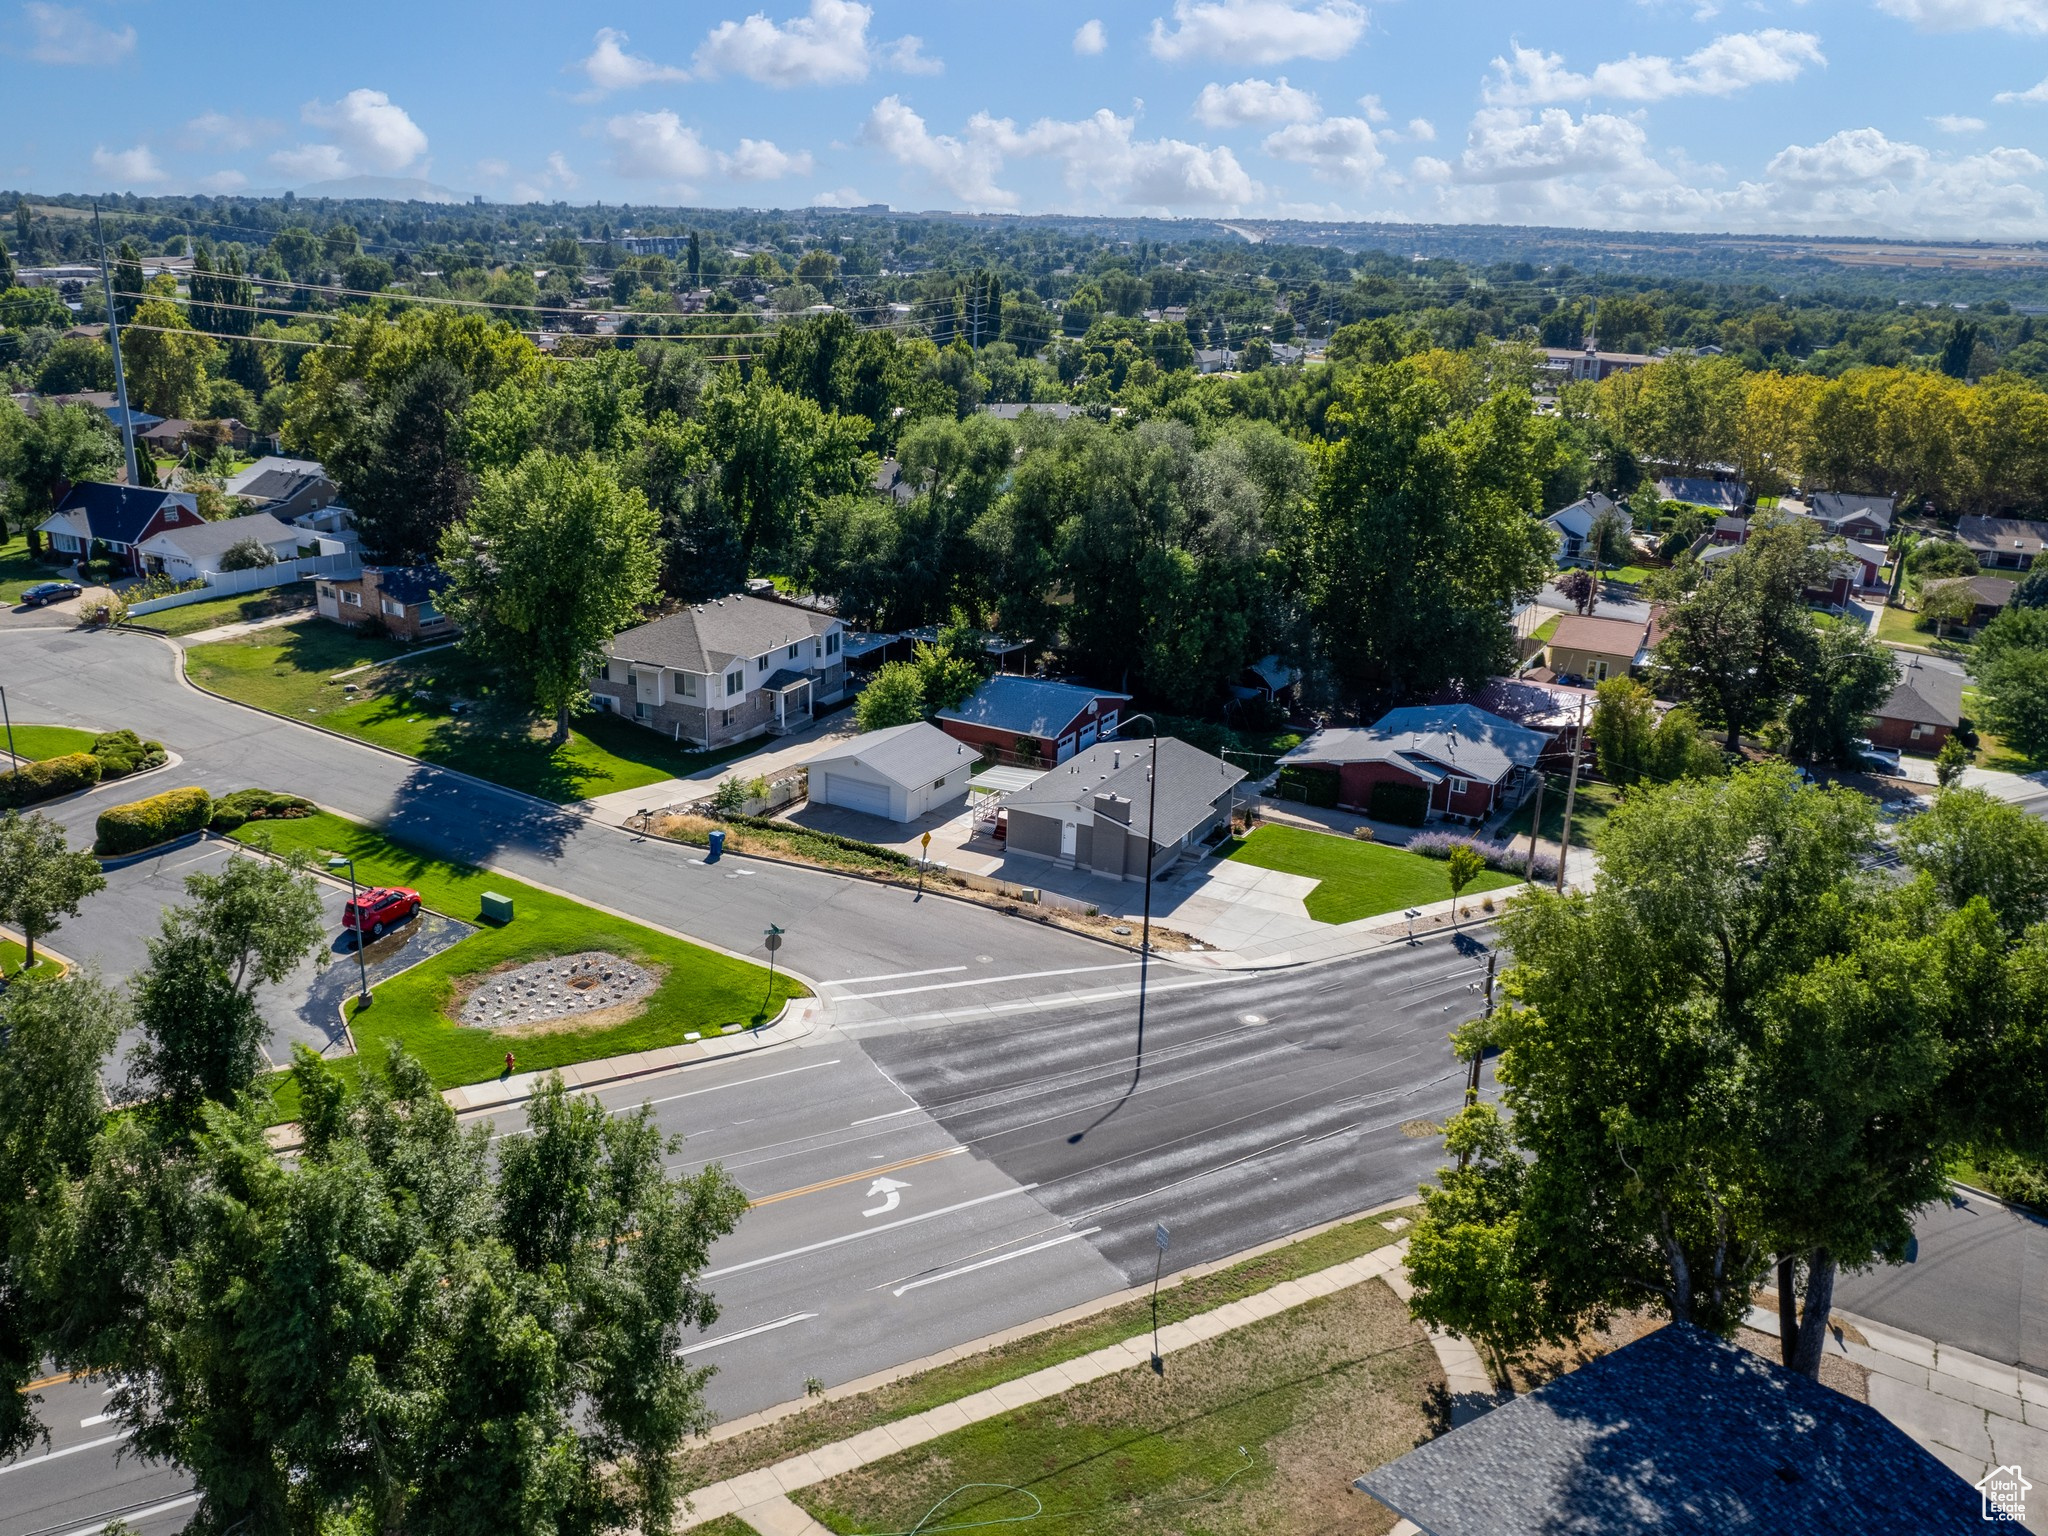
582;713;859;827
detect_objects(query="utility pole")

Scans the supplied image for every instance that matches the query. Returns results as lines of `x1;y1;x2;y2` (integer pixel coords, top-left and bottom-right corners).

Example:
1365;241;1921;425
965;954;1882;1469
1554;692;1589;895
94;205;140;487
1521;773;1545;885
1457;951;1496;1172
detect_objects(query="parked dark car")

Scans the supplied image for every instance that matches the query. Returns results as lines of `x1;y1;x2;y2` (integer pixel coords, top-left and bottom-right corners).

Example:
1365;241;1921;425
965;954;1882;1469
20;581;82;608
341;885;421;938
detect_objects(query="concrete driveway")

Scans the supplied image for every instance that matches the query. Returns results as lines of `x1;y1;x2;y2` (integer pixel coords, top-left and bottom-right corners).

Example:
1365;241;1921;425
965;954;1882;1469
582;707;860;823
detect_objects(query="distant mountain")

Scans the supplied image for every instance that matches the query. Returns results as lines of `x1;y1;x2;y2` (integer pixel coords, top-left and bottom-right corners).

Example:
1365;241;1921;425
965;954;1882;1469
293;175;470;204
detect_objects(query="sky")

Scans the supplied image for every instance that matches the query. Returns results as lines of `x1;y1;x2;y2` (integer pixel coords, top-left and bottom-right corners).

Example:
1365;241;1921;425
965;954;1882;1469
6;0;2048;238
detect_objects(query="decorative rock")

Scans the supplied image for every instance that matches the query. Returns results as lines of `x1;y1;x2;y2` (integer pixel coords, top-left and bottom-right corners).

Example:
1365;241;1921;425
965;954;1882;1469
459;951;656;1029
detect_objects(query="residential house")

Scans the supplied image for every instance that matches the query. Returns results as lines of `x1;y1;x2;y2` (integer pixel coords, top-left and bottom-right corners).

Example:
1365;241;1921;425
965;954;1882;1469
1803;491;1895;543
1697;521;1884;608
1544;492;1627;566
1655;476;1748;512
1000;736;1245;880
1707;513;1751;545
138;418;254;458
936;675;1132;765
1277;703;1549;823
977;401;1081;421
1539;613;1650;684
316;567;453;642
871;459;916;506
590;592;846;748
38;482;201;575
802;722;977;822
225;456;343;528
51;392;163;435
1541;341;1656;383
1958;515;2048;571
1239;654;1299;705
1355;1323;1979;1536
1871;654;1964;754
138;510;304;581
1922;573;2013;632
1437;676;1610;769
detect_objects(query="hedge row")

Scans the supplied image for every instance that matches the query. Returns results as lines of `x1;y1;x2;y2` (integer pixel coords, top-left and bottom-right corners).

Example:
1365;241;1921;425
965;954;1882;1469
1276;764;1339;809
92;728;168;779
95;786;211;856
716;813;922;870
1368;780;1430;827
208;788;315;833
0;752;101;808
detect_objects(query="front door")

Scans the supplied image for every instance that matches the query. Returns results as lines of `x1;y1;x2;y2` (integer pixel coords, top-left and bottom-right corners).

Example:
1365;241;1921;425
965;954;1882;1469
1059;820;1077;860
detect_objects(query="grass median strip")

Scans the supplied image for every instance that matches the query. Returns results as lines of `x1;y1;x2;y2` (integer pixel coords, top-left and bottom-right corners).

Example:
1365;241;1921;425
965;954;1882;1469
682;1207;1419;1492
1224;824;1517;924
1;724;98;761
232;810;806;1102
793;1277;1438;1536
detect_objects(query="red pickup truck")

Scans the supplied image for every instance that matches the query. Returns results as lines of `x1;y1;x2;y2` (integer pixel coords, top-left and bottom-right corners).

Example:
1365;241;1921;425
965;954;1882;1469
342;886;421;938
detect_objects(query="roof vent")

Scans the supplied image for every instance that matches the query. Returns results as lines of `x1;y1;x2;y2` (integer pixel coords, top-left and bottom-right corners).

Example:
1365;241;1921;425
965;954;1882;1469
1113;749;1120;769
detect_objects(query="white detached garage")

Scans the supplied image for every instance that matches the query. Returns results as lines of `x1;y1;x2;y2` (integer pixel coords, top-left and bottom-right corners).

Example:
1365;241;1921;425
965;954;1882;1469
803;722;976;823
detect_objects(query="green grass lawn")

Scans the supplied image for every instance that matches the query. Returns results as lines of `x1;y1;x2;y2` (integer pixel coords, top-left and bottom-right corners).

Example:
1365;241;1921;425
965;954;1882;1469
187;621;766;802
1877;603;1972;653
0;533;74;602
794;1269;1438;1536
231;811;806;1101
1528;613;1561;645
1599;563;1659;585
1499;773;1623;850
1224;824;1516;924
2;724;99;761
141;585;315;638
0;938;65;980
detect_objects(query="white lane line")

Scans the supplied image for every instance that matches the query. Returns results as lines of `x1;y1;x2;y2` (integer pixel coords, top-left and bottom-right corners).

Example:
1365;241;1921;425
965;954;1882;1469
831;962;1141;1001
849;1106;921;1126
680;1311;819;1357
488;1059;842;1140
837;974;1239;1031
891;1229;1103;1297
703;1185;1037;1279
79;1413;112;1428
59;1494;200;1535
0;1432;125;1477
821;965;967;987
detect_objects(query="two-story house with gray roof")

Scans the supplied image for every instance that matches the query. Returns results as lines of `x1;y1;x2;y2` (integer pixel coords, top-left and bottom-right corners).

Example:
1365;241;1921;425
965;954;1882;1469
591;592;846;747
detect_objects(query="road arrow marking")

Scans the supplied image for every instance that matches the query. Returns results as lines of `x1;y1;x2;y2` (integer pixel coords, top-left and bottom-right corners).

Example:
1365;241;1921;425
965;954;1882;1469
864;1177;910;1216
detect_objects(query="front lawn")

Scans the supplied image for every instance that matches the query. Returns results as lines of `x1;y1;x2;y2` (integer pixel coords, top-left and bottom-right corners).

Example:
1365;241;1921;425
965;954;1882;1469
231;811;806;1098
0;534;72;603
188;621;765;802
142;585;315;638
1599;563;1659;586
1876;603;1971;653
794;1273;1439;1536
1498;774;1623;850
3;724;99;761
1224;823;1516;924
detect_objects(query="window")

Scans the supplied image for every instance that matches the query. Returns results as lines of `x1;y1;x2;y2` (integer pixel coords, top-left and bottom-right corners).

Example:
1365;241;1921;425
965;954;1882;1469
381;598;403;616
756;652;771;671
1099;709;1119;737
342;590;362;608
933;776;948;791
673;671;696;698
825;631;840;656
726;670;745;697
418;600;438;621
788;643;801;660
626;666;638;687
1591;659;1609;681
634;699;648;720
1448;777;1471;795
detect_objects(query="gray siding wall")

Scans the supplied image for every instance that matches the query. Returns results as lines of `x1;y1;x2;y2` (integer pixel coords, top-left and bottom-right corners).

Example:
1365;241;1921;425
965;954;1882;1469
1005;808;1065;861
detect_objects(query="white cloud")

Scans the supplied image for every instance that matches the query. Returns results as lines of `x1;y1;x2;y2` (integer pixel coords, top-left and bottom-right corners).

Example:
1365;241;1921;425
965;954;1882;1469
1995;75;2048;103
1194;76;1321;125
1263;115;1384;182
476;158;511;180
1930;113;1988;131
283;88;428;179
861;95;1013;205
1485;30;1823;105
605;110;716;185
1073;19;1107;54
722;137;816;179
510;151;580;203
576;28;689;95
1438;106;1670;185
695;0;937;86
1875;0;2048;33
196;169;248;193
1407;117;1436;142
90;144;165;185
1147;0;1366;64
178;111;278;152
22;2;133;64
810;186;869;205
1746;127;2047;233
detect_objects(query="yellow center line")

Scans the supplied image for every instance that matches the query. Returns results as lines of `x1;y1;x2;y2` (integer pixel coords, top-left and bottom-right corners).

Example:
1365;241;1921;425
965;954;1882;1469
748;1147;965;1209
20;1369;80;1393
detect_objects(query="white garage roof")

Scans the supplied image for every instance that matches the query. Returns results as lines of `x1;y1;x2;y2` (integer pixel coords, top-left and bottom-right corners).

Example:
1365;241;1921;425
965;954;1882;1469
802;722;972;788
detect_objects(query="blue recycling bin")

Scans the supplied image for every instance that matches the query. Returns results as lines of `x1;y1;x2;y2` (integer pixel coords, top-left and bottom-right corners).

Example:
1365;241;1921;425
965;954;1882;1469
707;828;725;862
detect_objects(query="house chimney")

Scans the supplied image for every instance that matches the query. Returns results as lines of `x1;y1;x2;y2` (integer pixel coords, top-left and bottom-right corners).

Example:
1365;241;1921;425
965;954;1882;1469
1093;791;1131;825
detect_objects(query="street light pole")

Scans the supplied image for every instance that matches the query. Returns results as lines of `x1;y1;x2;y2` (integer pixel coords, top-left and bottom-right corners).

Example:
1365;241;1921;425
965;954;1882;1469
0;685;17;770
326;855;370;1005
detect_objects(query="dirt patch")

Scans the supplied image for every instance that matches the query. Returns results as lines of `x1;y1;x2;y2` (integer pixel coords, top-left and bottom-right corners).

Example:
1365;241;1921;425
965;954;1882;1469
1507;1307;1869;1404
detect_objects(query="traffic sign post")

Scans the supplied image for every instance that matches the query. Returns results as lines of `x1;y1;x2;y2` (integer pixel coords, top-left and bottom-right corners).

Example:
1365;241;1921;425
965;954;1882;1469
1150;1222;1171;1375
917;830;932;898
761;924;784;1022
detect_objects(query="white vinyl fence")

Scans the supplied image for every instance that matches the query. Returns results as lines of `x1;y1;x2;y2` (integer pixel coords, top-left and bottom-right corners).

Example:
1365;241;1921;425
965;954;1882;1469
127;552;361;616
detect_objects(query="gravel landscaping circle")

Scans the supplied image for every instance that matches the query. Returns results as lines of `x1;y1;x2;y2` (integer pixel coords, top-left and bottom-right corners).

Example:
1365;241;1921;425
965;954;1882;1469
460;952;656;1030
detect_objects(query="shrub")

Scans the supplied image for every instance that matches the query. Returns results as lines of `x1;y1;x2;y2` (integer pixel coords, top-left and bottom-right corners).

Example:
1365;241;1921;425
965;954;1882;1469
1277;764;1339;808
95;786;211;855
207;787;314;833
1410;830;1557;883
79;596;127;627
90;728;168;779
129;572;205;601
1368;780;1429;826
0;752;102;807
1977;1149;2048;1214
219;536;279;572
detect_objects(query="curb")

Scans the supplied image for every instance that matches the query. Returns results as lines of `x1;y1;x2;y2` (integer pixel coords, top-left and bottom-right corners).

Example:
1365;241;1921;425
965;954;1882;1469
5;746;189;821
95;826;209;870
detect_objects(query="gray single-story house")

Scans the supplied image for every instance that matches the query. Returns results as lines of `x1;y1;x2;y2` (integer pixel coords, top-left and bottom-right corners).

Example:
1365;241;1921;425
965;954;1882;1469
1000;736;1245;881
803;722;976;823
138;510;304;580
592;592;846;748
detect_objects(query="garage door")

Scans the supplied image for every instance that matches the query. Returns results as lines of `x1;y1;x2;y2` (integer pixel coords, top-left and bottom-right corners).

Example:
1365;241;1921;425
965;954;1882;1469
821;772;893;819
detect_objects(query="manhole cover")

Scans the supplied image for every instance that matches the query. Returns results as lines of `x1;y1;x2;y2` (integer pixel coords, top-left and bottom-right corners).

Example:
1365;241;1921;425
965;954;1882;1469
1241;1013;1266;1025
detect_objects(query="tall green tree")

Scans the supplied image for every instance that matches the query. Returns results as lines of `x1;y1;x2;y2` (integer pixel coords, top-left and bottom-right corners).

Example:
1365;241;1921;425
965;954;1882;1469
1969;607;2048;763
695;371;871;574
1897;787;2048;935
120;299;217;420
0;812;104;966
1785;620;1900;767
441;451;660;742
112;242;143;325
345;352;478;561
0;399;119;543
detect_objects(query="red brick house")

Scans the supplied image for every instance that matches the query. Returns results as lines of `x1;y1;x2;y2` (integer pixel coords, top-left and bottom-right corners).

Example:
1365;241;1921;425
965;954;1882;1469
317;566;455;641
1870;655;1963;754
1278;704;1551;824
37;482;202;576
936;676;1132;765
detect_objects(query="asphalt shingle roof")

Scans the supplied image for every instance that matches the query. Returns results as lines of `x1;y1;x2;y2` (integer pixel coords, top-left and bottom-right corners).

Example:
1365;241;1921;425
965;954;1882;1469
1281;704;1549;786
803;722;973;788
49;482;182;546
1002;736;1245;846
1549;613;1651;657
1808;491;1896;534
1959;515;2048;558
608;593;839;674
1356;1323;1981;1535
1880;655;1964;729
142;510;300;562
936;675;1130;738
